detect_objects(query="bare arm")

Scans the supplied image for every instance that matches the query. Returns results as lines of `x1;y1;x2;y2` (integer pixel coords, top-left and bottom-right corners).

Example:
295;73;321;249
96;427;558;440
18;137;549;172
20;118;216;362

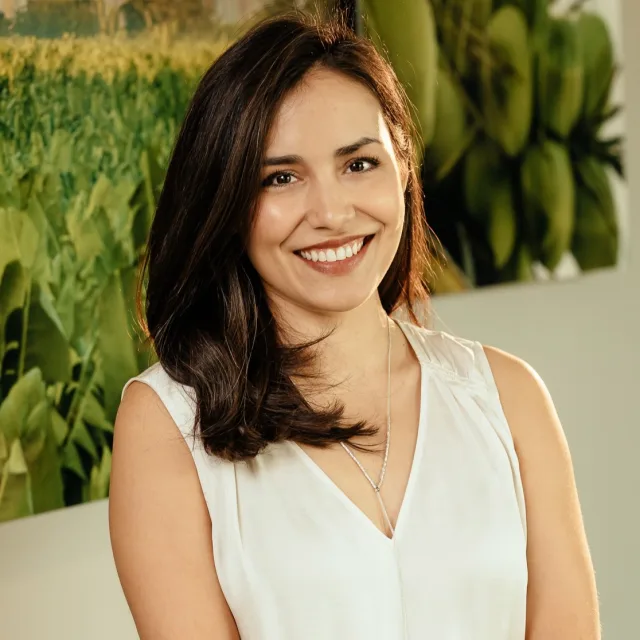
484;346;600;640
109;381;240;640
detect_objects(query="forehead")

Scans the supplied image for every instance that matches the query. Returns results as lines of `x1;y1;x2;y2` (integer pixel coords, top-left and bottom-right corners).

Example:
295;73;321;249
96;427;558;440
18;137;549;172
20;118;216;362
265;68;391;154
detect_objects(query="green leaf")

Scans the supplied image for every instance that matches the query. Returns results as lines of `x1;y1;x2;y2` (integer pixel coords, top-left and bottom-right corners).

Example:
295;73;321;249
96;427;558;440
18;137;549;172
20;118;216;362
362;0;438;147
48;129;74;174
0;432;7;462
22;399;49;463
89;447;112;501
0;208;40;281
28;419;65;515
87;175;113;218
481;6;533;156
26;193;54;282
463;138;508;218
132;148;165;252
130;180;151;253
572;158;618;270
6;437;28;474
576;12;615;122
120;264;156;372
61;441;88;481
81;391;114;433
426;62;475;180
0;368;46;445
51;408;69;446
69;418;99;461
17;169;36;211
29;131;45;168
495;0;548;38
0;363;64;515
0;440;33;522
35;171;65;231
24;286;72;384
53;274;77;340
488;180;517;269
72;299;99;360
98;271;140;418
88;175;137;240
0;261;29;358
65;194;105;264
499;242;534;282
36;284;68;340
0;173;22;210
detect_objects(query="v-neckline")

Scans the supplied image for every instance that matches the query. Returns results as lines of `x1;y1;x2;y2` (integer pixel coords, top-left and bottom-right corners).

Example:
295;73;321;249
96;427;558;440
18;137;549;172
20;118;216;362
288;320;428;545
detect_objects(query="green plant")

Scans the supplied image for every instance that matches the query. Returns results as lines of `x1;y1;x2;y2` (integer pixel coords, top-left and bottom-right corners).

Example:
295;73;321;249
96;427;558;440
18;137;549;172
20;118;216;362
361;0;624;291
0;33;223;521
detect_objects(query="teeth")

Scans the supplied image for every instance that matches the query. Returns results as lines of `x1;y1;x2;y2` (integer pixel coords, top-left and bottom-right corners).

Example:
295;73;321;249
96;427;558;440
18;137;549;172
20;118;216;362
299;238;366;263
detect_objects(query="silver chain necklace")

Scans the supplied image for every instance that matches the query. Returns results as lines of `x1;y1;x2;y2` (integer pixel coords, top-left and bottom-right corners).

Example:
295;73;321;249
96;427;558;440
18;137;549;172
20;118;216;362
340;316;394;537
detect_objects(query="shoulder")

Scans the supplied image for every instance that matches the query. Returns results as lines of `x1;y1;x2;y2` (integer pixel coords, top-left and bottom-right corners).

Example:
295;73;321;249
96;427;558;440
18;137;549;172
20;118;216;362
398;321;493;386
481;345;559;449
120;362;198;440
403;320;562;448
113;365;200;497
480;345;575;526
116;367;195;466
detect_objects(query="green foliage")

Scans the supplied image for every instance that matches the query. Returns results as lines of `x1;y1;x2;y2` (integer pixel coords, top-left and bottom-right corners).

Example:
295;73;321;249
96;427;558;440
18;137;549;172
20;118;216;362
482;5;533;157
521;139;576;270
0;33;223;521
364;0;624;291
572;156;618;270
362;0;438;147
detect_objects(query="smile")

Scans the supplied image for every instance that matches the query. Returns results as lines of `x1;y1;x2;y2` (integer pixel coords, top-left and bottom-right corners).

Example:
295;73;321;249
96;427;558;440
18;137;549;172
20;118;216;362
294;234;375;275
296;235;374;263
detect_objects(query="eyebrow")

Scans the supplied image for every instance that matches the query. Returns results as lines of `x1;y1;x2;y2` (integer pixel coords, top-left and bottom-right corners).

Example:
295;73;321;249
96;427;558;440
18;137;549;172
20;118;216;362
262;136;381;167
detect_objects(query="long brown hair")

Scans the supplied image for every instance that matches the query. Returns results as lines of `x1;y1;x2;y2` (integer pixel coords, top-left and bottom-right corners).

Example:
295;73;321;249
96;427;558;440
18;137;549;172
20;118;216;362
141;11;431;461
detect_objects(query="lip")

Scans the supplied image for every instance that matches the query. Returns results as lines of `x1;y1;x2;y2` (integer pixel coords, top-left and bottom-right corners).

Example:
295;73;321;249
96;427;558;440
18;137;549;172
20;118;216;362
296;234;372;252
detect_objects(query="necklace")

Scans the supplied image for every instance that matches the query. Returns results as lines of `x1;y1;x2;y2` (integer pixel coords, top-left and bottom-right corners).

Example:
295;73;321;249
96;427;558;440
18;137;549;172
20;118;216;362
340;315;395;537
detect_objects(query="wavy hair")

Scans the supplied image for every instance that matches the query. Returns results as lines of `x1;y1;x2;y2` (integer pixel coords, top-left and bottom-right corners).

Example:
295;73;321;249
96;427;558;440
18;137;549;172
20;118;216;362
140;11;432;461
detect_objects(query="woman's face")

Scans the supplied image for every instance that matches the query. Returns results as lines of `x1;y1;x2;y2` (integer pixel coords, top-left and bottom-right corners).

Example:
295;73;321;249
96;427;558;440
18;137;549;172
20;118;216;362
247;68;407;316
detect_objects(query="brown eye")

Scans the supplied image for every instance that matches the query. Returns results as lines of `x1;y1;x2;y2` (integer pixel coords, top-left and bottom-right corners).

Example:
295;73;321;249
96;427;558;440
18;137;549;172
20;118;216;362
347;156;381;174
262;171;297;188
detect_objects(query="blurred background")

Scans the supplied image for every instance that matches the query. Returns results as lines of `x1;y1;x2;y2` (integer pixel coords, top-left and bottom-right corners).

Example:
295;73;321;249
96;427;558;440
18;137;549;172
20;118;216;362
0;0;637;637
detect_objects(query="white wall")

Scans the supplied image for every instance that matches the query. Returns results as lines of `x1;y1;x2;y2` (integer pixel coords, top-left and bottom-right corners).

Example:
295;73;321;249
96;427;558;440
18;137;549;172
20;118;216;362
431;1;639;636
0;1;638;638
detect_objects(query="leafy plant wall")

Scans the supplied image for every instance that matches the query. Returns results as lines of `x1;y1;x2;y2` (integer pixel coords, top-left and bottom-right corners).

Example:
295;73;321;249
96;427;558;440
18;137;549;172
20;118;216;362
0;32;226;521
362;0;624;291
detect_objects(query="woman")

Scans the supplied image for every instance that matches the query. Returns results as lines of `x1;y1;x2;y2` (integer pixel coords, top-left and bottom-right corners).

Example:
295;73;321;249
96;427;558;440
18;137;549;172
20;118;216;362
109;12;600;640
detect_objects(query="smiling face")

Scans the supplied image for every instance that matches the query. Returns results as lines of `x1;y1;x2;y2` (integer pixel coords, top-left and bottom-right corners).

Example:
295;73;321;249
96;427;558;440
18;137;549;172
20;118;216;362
246;67;407;317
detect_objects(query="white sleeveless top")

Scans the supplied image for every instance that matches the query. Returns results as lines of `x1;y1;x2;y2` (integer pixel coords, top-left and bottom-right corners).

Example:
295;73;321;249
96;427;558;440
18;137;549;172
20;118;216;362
121;320;528;639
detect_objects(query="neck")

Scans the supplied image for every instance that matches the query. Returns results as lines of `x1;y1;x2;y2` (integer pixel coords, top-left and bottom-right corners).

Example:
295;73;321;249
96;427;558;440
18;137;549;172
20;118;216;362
271;293;393;389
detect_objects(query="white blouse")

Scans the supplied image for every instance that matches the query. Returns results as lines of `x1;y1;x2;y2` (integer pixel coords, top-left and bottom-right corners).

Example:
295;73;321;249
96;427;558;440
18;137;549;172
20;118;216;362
122;320;528;639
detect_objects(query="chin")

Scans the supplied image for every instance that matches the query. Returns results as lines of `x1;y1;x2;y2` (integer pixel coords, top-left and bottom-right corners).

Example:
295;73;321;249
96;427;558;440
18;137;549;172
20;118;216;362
299;286;377;315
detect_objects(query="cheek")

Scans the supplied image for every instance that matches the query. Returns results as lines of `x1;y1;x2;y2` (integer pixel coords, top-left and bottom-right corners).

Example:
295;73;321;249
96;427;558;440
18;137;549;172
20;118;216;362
247;199;299;262
363;174;405;229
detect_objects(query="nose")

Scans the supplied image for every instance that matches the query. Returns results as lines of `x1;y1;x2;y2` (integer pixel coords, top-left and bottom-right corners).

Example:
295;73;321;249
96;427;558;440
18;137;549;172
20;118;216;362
305;177;356;230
